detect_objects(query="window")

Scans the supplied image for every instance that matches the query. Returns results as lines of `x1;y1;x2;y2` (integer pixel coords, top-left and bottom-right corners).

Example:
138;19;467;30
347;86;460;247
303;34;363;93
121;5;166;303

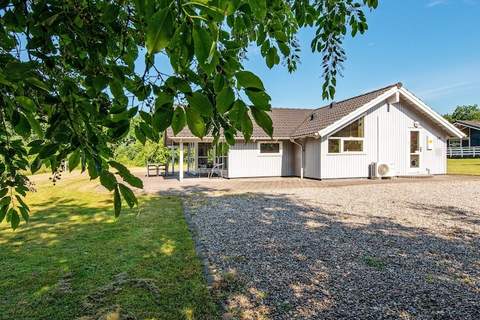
259;142;281;154
328;139;340;153
343;140;363;152
328;118;365;154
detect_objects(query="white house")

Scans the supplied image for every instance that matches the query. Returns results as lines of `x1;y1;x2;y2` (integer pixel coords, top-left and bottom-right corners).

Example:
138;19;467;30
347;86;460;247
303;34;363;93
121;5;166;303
165;83;465;180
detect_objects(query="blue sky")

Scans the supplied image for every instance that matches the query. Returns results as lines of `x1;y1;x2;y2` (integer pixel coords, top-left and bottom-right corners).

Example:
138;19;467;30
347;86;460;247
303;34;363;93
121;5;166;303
243;0;480;114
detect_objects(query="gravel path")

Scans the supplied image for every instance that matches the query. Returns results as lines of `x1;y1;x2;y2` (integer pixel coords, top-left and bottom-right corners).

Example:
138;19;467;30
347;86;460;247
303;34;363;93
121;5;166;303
183;178;480;319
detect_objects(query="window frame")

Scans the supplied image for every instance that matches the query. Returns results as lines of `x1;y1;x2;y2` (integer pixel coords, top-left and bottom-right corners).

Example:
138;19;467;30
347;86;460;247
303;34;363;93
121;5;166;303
258;141;283;156
327;118;365;155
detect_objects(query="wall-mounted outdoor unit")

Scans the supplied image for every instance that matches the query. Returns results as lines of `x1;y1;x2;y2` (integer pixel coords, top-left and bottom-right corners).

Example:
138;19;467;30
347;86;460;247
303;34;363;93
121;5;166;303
370;162;396;179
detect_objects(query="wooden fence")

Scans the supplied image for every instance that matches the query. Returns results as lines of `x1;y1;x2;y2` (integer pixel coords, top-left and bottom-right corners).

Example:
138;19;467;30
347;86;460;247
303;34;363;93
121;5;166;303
447;146;480;157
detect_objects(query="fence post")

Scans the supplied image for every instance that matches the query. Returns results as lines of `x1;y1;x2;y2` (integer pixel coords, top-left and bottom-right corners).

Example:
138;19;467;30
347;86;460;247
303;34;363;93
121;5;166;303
474;147;476;158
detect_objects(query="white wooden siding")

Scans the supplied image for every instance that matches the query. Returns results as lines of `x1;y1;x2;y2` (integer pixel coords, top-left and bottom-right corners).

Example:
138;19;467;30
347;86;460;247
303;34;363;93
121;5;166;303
227;141;296;178
319;99;448;179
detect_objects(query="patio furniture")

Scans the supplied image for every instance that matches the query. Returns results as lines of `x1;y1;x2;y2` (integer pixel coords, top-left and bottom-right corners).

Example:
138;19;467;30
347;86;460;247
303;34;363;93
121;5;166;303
146;162;168;177
208;162;224;178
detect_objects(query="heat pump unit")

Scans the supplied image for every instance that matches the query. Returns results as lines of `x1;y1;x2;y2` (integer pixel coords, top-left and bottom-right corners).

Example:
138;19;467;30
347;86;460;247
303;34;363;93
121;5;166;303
370;162;396;179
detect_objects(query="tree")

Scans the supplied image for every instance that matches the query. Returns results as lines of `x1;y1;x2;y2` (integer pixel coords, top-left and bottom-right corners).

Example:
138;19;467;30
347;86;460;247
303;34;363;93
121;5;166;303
0;0;379;229
444;104;480;123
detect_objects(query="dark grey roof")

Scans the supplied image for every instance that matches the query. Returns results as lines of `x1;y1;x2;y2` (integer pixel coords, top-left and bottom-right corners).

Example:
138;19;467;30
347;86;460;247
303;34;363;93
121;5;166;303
454;120;480;130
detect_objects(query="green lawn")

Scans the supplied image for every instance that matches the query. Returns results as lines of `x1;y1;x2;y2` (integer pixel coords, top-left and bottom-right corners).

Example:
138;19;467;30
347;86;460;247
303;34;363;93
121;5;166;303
447;158;480;175
0;173;217;320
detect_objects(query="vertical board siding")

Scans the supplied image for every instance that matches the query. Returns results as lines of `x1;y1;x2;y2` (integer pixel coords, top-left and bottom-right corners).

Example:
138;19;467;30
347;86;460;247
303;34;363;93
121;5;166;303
228;141;296;178
304;138;321;179
319;100;448;179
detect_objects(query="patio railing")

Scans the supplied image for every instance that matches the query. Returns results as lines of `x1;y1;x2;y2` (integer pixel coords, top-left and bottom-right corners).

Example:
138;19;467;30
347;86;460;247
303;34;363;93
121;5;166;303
447;146;480;157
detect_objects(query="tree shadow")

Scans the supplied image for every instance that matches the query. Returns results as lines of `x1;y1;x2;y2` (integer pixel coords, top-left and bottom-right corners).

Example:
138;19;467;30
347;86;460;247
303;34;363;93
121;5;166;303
0;195;218;320
163;185;480;319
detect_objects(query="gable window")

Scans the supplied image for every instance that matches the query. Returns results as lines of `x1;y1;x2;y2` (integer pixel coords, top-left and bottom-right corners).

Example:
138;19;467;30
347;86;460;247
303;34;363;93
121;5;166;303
328;117;365;154
259;142;281;154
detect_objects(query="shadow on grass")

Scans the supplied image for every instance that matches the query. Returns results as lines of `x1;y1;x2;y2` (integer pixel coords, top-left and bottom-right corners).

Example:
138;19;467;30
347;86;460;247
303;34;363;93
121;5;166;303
162;185;480;320
0;194;218;320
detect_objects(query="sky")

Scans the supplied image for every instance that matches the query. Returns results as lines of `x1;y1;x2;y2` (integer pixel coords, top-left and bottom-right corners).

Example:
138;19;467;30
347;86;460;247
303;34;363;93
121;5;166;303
242;0;480;115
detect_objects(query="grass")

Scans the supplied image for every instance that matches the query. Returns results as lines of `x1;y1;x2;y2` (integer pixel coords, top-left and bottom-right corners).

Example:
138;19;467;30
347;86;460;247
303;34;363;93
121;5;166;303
0;173;217;320
447;158;480;175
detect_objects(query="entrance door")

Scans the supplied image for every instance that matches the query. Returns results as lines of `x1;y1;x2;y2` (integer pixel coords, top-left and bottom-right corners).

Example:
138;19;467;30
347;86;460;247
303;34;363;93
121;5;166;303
409;130;421;171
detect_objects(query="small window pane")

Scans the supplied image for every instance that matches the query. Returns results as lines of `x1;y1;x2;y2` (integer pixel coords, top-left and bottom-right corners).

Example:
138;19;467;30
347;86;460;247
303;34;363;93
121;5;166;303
410;154;419;168
333;118;364;138
260;143;280;153
343;140;363;152
328;139;340;153
410;131;419;153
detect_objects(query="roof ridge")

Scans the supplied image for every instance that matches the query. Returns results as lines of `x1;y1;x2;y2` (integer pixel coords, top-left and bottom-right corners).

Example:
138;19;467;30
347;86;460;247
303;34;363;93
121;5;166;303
312;82;401;112
270;107;313;111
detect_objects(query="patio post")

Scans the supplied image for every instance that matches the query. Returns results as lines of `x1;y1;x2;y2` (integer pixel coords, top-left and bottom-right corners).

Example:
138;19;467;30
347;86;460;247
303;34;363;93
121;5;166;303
179;141;184;181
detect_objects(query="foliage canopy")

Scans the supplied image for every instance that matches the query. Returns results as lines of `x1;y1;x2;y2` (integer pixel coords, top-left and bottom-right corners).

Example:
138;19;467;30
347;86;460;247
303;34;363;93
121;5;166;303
0;0;378;229
443;104;480;123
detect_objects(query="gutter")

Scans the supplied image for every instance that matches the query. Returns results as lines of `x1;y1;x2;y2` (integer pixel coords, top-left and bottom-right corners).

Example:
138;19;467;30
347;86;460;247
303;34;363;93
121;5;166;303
290;138;304;179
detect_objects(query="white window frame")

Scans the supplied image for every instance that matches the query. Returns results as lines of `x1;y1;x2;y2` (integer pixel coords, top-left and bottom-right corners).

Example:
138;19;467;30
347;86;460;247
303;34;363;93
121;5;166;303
328;137;365;154
258;141;283;156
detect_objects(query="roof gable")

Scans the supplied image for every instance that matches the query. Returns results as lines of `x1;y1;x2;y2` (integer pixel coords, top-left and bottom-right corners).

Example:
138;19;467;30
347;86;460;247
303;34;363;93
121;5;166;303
291;84;399;137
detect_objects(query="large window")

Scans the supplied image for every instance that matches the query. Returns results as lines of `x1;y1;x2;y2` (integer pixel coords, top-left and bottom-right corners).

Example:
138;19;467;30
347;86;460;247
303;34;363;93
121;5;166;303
259;142;281;154
328;118;364;154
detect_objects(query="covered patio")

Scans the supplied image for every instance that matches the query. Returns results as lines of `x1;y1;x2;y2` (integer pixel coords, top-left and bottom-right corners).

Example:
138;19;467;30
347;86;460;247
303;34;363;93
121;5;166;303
163;139;229;181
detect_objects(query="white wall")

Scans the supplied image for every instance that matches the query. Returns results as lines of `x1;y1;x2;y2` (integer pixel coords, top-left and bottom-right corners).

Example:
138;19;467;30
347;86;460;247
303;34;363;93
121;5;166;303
319;100;448;179
227;141;296;178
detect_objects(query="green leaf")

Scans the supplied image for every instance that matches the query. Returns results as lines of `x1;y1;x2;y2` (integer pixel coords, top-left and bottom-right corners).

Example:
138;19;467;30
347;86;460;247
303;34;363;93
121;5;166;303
235;71;265;90
10;208;20;230
108;161;143;189
0;188;7;198
100;171;118;191
26;77;50;92
241;111;253;141
266;47;279;69
186;107;206;138
172;107;186;135
152;104;173;132
19;206;29;223
251;106;273;137
135;125;146;145
0;196;11;207
146;8;174;54
39;143;58;159
193;26;212;66
114;185;121;217
13;112;31;138
15;195;29;212
16;96;35;112
0;205;8;223
118;183;137;208
24;112;43;137
92;75;109;92
249;0;267;20
30;156;43;174
68;150;81;172
87;159;100;179
245;89;271;109
187;92;213;117
216;87;235;113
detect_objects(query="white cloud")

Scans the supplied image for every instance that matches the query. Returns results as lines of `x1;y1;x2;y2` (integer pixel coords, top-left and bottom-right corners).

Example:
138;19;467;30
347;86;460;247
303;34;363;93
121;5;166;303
426;0;448;7
418;81;477;99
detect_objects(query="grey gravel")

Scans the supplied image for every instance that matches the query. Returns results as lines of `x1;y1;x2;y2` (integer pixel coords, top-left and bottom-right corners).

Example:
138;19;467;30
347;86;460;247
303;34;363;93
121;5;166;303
182;178;480;319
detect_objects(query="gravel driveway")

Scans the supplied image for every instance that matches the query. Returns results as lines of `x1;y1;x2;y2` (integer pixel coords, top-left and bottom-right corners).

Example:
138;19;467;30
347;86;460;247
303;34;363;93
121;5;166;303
182;178;480;319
